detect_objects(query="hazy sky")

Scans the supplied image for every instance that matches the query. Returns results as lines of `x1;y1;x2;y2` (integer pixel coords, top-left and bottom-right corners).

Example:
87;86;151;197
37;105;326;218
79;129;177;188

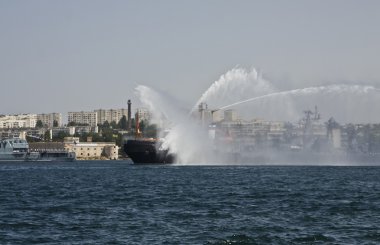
1;0;379;115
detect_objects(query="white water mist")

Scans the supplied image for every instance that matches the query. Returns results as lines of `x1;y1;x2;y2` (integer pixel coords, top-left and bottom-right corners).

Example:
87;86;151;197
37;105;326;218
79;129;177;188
134;68;380;165
220;84;380;123
193;67;275;111
135;85;215;164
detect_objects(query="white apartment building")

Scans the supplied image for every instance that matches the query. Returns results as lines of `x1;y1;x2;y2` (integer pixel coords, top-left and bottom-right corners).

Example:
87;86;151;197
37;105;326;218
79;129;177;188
224;109;238;122
0;114;37;129
68;111;98;127
94;109;128;125
37;113;62;128
136;108;151;121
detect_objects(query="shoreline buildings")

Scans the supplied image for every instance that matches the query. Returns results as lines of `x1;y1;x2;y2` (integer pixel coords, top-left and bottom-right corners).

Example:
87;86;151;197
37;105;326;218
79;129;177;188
68;111;98;127
63;137;119;160
0;114;37;129
68;106;133;127
0;113;63;129
136;108;151;122
94;109;129;125
37;113;62;128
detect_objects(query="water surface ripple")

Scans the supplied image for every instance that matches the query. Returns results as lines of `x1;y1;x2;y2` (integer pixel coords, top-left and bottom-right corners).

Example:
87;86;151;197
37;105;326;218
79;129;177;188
0;162;379;244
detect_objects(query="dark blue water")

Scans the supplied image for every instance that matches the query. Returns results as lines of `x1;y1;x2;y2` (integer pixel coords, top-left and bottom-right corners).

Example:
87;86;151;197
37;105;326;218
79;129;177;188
0;161;379;244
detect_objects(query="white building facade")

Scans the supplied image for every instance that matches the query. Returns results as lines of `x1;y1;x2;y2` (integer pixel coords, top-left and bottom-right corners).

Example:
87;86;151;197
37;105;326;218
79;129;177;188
136;108;151;121
37;113;62;128
94;109;128;125
63;137;119;160
0;114;37;129
68;111;98;127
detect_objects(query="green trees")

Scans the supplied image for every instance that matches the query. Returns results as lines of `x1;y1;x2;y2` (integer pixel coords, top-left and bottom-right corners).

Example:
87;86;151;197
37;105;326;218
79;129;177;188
44;130;51;141
345;124;357;151
131;118;135;129
53;120;59;127
36;120;43;128
102;121;110;129
61;117;158;145
68;122;89;126
53;131;70;141
343;123;380;153
98;120;120;129
134;120;157;138
144;123;157;138
139;120;145;132
110;121;117;129
118;115;128;130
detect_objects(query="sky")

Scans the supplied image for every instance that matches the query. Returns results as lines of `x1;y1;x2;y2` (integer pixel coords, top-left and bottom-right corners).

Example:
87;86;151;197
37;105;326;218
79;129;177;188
1;0;379;118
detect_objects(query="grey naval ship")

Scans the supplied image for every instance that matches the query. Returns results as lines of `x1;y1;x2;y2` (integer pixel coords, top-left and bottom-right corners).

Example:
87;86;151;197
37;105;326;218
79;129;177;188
0;138;75;162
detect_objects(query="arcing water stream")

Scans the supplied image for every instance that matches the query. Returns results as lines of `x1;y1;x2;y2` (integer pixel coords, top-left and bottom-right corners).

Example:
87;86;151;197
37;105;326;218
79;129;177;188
219;85;380;110
218;84;380;124
192;67;276;113
135;85;215;164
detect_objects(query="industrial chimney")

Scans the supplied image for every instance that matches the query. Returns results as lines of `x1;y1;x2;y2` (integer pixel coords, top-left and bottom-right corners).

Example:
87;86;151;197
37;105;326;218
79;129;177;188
127;99;132;130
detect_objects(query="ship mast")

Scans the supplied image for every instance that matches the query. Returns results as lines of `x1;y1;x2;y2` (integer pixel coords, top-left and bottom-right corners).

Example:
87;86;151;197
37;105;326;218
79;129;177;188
135;112;141;139
302;105;321;149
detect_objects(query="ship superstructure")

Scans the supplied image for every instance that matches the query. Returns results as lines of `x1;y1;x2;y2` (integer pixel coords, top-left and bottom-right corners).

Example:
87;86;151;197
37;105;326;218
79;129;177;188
0;138;75;162
123;110;174;164
0;138;30;161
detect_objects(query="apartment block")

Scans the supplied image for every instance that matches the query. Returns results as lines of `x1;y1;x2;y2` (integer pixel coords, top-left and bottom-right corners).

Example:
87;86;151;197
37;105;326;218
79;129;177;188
68;111;98;127
136;108;151;121
0;114;37;129
37;113;62;128
224;109;238;122
94;109;128;125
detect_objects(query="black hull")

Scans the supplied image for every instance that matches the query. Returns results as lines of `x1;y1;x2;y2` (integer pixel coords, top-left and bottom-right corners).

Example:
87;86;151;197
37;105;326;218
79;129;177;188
124;139;174;164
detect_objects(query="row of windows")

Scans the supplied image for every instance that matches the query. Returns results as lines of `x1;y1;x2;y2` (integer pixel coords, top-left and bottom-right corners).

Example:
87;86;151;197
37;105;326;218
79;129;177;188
73;148;103;151
80;153;96;156
78;152;118;157
1;123;27;127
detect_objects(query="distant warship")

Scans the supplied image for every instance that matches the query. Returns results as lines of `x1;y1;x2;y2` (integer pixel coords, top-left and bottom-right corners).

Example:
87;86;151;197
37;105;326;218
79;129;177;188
0;138;75;162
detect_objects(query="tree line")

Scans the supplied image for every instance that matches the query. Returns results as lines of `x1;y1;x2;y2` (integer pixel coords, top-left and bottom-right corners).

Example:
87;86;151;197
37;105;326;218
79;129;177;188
31;115;158;146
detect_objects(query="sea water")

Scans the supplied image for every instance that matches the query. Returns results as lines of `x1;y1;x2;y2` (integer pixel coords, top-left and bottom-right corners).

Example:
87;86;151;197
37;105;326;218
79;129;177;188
0;161;379;244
